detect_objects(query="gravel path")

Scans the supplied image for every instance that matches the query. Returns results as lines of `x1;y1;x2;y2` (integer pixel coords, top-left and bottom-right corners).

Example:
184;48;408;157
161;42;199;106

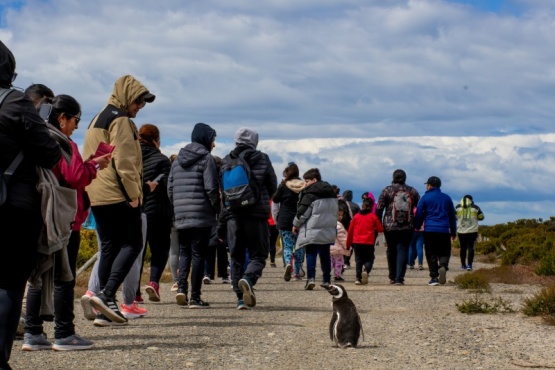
9;245;555;370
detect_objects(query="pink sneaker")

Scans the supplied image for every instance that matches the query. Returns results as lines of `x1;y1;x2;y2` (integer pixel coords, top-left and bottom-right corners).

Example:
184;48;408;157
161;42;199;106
145;281;160;302
80;290;98;321
121;302;148;319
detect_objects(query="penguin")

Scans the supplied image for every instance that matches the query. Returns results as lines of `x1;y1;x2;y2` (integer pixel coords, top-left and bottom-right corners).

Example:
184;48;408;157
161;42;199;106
325;284;364;348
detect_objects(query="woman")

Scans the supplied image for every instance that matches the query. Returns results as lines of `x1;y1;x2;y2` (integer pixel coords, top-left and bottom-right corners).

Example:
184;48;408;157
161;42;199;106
272;162;306;282
137;124;172;302
23;95;109;351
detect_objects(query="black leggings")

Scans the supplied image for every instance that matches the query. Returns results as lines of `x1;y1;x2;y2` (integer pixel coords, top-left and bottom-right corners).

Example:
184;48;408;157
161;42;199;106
458;232;477;266
268;225;279;263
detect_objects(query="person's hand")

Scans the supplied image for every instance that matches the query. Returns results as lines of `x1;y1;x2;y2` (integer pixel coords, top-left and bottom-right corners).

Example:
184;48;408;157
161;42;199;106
129;199;139;208
292;226;299;235
146;180;158;192
91;153;111;170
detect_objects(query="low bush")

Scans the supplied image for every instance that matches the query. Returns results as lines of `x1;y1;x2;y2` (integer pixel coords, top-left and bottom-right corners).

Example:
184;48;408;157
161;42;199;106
536;249;555;276
456;294;514;314
522;283;555;326
453;271;491;293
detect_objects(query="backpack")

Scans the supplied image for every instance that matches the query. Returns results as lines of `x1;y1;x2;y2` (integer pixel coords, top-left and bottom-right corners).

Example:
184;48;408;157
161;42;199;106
221;149;259;210
392;186;413;225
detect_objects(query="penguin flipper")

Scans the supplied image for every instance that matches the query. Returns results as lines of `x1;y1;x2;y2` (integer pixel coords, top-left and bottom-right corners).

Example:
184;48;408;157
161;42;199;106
329;311;338;341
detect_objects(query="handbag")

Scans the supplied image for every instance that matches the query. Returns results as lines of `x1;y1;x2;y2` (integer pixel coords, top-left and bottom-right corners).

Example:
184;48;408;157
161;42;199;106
0;87;22;206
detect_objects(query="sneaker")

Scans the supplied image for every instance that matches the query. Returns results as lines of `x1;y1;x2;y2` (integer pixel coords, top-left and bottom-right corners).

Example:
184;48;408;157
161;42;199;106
145;281;161;302
428;278;439;286
389;279;396;284
320;282;330;289
203;276;212;284
438;267;447;285
334;276;344;282
189;298;210;309
467;265;473;271
409;265;415;270
355;280;362;285
344;264;351;270
80;291;97;321
284;264;293;282
293;274;302;281
395;282;404;286
299;267;306;277
304;279;315;290
52;334;93;351
121;302;148;319
175;291;188;306
361;271;369;285
418;265;424;271
238;278;256;308
21;333;52;351
461;265;467;270
89;291;127;324
237;299;249;310
93;313;129;327
134;294;144;304
221;277;230;284
270;262;277;268
171;283;179;292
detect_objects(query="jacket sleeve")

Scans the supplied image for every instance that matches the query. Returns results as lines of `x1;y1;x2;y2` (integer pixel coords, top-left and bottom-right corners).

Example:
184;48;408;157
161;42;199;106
295;191;317;220
448;200;457;237
346;219;355;248
337;222;347;249
476;206;484;221
272;183;285;203
263;154;278;198
204;155;221;214
110;117;141;200
58;141;96;189
167;163;174;205
376;188;388;221
414;197;425;230
293;200;314;228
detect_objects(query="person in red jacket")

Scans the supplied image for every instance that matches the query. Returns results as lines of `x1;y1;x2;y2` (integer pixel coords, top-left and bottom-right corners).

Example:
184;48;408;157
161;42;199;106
346;197;384;285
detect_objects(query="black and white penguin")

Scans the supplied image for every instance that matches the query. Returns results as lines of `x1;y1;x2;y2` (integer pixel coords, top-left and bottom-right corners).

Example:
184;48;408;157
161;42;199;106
325;284;364;348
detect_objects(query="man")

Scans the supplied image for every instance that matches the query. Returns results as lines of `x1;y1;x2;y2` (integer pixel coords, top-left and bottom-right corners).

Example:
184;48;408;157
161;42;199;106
0;41;61;370
168;123;220;308
414;176;457;286
376;169;420;285
455;194;484;271
221;127;277;309
83;75;155;324
293;168;338;290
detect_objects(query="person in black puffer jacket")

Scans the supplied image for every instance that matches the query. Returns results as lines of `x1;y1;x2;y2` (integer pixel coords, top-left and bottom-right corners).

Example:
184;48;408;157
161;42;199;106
0;41;61;370
168;123;220;308
221;127;277;309
136;124;172;302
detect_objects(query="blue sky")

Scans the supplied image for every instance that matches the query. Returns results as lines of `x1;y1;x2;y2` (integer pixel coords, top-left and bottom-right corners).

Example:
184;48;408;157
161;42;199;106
2;0;555;225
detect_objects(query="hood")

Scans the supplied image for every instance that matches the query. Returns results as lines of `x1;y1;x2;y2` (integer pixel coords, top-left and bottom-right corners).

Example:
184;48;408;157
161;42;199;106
177;142;209;168
460;195;473;208
108;75;154;112
286;178;306;193
234;127;258;149
0;41;16;88
305;180;336;198
191;123;216;151
342;190;353;202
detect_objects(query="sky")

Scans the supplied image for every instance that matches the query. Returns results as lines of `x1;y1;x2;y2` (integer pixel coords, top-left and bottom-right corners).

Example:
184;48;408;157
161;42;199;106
1;0;555;225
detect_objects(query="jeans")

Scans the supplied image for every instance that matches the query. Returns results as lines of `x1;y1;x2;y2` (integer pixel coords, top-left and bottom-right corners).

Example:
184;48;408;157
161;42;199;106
305;244;331;284
92;202;143;297
352;243;375;280
25;231;80;339
458;232;477;267
178;227;211;300
384;229;414;283
408;231;424;266
227;217;269;299
424;232;452;278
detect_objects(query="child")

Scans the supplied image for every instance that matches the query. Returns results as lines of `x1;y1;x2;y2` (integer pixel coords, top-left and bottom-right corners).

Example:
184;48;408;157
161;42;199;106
347;197;384;285
292;168;338;290
330;208;349;281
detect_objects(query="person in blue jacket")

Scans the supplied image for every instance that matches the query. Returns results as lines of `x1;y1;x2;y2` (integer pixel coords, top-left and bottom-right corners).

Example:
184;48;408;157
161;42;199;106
414;176;456;286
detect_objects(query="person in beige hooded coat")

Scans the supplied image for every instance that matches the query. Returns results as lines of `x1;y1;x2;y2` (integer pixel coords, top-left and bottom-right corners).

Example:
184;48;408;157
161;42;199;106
82;75;155;325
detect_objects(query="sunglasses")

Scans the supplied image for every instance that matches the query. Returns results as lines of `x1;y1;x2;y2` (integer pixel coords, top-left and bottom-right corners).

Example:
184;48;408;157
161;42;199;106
67;114;81;124
134;97;146;107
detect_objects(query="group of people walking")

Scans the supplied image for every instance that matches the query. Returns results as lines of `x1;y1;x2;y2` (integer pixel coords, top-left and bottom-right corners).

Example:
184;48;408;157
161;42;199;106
0;41;483;370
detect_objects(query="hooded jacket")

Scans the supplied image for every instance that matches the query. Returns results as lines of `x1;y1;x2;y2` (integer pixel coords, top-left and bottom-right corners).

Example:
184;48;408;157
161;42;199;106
342;190;361;216
168;123;220;229
272;178;305;230
83;75;152;206
293;180;338;249
0;41;61;211
220;128;277;219
455;196;484;234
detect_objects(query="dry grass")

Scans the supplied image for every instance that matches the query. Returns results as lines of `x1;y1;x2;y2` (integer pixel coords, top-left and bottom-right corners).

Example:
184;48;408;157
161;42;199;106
475;265;555;285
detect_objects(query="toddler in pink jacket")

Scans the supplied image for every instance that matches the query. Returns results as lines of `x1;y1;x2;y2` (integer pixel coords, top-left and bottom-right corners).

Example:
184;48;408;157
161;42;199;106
330;209;349;281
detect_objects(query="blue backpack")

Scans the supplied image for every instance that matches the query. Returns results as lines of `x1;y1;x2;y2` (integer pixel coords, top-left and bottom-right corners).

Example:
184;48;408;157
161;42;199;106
221;150;259;210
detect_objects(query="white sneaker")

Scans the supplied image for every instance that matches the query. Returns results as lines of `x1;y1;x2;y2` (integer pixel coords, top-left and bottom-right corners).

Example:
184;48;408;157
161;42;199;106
171;283;179;292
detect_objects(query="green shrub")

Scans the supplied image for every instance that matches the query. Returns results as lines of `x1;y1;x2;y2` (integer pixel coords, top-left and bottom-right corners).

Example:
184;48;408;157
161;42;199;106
456;294;514;314
536;249;555;276
522;283;555;319
475;239;499;255
453;271;491;293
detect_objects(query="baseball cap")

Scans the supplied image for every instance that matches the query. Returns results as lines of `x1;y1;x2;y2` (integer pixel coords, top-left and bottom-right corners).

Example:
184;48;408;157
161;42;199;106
425;176;441;188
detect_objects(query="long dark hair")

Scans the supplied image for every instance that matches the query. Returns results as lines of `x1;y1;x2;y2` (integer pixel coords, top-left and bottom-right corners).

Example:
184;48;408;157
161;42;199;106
282;162;299;183
48;94;81;130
